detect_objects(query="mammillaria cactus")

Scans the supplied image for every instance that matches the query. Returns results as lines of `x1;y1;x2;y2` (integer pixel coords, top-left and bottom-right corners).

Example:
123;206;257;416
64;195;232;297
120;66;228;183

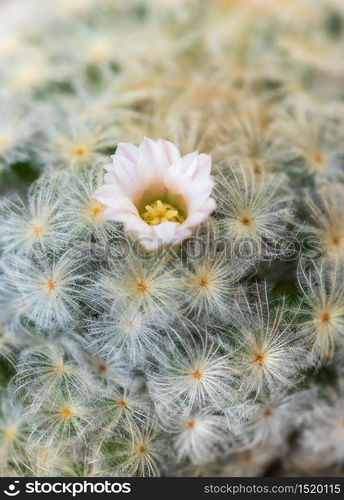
1;0;344;478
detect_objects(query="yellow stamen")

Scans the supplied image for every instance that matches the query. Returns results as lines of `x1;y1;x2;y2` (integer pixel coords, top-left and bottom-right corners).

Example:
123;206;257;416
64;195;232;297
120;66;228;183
199;278;209;289
89;200;105;219
118;400;128;408
320;311;331;324
327;232;342;248
254;352;265;366
97;362;108;374
73;146;88;158
55;364;66;374
186;420;196;430
141;200;185;226
32;225;43;237
137;281;149;293
0;137;10;151
61;407;73;418
332;235;341;247
192;370;203;380
47;280;57;291
5;427;16;439
312;152;324;165
138;445;146;453
240;215;252;226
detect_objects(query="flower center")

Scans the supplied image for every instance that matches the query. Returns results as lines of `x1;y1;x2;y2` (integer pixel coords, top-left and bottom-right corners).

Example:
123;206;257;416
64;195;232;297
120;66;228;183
141;200;185;226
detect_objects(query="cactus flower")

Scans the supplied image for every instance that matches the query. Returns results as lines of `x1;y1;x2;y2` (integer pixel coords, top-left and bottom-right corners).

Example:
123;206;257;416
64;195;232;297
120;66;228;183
94;138;216;251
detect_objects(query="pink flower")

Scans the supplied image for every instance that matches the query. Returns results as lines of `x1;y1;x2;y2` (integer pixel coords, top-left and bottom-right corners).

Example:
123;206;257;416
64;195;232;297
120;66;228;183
94;138;216;251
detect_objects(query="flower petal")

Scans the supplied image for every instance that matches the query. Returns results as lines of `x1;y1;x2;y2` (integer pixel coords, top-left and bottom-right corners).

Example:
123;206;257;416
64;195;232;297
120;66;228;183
193;153;212;180
157;138;181;165
115;142;139;165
